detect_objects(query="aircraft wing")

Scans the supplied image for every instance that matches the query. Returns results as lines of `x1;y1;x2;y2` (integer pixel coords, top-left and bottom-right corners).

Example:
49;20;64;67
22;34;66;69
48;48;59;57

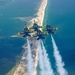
42;28;47;32
55;27;58;30
31;34;37;37
38;26;43;28
18;32;24;35
43;31;48;35
28;29;34;33
51;27;58;30
28;26;33;29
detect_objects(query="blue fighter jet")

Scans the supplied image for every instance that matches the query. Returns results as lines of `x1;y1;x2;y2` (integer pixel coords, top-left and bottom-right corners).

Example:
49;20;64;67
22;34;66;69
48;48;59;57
33;30;48;40
29;20;43;31
18;25;33;37
45;22;58;34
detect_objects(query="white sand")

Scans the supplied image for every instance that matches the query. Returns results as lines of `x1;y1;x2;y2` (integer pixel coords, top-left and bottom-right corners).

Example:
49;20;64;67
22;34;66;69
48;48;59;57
13;0;47;75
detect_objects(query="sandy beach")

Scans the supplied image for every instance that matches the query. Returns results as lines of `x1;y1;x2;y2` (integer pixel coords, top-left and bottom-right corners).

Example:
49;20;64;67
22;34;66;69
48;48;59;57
13;0;47;75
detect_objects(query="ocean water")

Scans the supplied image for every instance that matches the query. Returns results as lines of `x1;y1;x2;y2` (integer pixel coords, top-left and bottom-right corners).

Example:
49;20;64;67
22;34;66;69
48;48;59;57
0;0;41;75
44;0;75;75
0;0;75;75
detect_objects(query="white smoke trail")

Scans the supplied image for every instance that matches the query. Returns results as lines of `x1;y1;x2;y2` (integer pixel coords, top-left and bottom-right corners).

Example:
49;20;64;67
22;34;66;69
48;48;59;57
38;40;54;75
38;41;46;75
51;35;68;75
27;38;34;75
41;40;54;75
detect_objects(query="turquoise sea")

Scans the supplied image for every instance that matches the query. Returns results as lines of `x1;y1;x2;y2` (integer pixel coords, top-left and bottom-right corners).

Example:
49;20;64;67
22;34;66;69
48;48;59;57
0;0;75;75
0;0;41;75
44;0;75;75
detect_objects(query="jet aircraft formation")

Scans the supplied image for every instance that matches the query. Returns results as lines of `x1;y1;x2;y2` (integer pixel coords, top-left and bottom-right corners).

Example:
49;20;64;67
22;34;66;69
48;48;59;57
18;20;58;40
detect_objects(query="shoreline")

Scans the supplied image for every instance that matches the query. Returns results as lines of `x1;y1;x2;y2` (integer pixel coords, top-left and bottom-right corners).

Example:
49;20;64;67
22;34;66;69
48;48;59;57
13;0;48;75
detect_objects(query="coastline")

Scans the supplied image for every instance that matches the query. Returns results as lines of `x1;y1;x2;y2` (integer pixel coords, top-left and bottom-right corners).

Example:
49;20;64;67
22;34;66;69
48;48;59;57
13;0;48;75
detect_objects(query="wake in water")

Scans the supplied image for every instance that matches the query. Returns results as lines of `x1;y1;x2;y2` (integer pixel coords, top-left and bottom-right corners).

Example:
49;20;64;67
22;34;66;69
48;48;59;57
27;38;34;75
51;35;68;75
38;40;54;75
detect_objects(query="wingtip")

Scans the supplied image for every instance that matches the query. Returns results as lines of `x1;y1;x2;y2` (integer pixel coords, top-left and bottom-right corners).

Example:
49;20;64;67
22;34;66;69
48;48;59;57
56;28;58;30
18;32;20;35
